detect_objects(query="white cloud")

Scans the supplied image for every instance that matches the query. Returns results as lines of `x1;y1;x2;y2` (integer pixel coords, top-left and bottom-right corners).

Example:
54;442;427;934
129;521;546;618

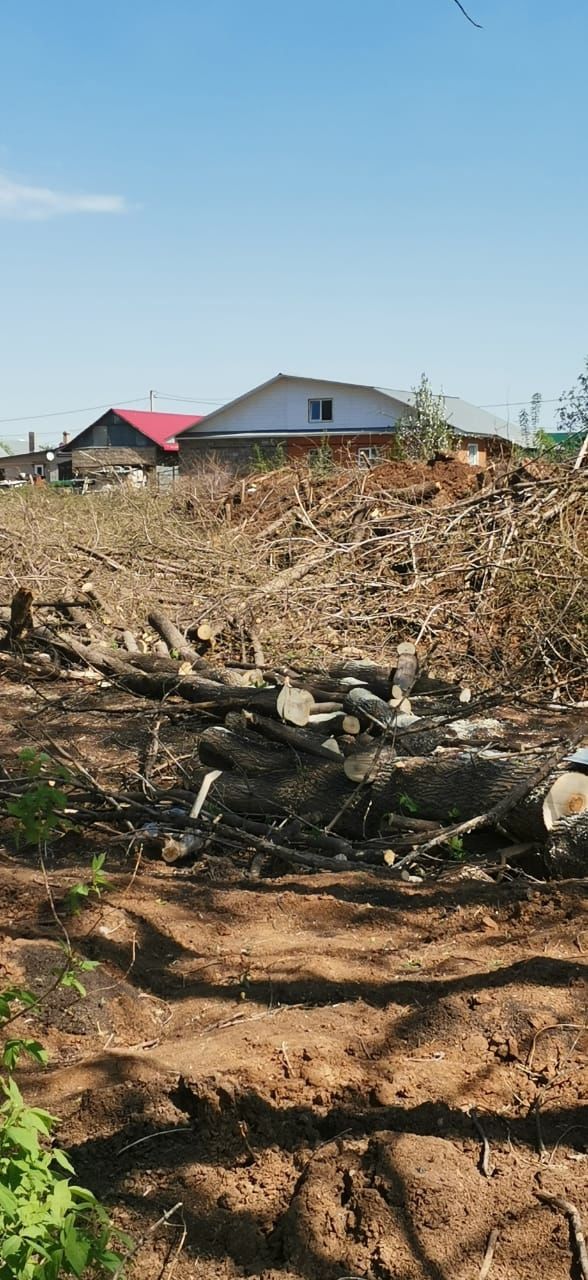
0;173;129;220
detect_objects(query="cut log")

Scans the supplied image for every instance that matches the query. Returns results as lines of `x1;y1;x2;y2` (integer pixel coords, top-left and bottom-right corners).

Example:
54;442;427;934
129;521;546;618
344;746;385;783
229;710;345;763
367;750;550;826
543;771;588;828
122;630;140;654
196;620;225;644
391;648;418;700
506;769;588;842
328;660;392;700
148;609;231;683
190;759;363;831
36;630;288;715
198;725;293;773
345;686;403;732
544;813;588;878
276;682;315;726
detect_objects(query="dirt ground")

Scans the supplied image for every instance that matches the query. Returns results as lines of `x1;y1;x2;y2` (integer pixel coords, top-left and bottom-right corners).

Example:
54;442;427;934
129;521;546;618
0;671;586;1279
2;854;587;1280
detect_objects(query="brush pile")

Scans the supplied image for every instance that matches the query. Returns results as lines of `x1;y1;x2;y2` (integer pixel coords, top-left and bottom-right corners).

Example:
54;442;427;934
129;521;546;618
0;456;585;880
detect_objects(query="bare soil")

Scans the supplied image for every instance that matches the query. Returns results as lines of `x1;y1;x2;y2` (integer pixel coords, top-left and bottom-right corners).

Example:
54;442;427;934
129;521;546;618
1;677;587;1280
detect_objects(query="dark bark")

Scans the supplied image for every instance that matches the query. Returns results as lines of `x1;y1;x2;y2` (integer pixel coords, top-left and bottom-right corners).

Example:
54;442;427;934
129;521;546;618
231;711;345;763
344;686;402;732
544;813;588;878
368;749;544;826
328;660;392;700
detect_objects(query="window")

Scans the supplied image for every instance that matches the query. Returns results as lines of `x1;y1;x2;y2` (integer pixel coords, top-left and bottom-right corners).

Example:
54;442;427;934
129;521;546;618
34;464;44;476
308;398;333;423
357;446;380;468
467;442;479;466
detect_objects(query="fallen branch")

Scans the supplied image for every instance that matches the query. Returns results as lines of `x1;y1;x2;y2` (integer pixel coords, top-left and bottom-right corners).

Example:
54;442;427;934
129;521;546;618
534;1193;588;1280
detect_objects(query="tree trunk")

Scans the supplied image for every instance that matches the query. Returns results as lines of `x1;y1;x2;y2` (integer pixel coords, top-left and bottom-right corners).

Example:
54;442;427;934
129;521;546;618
327;660;392;700
198;725;294;773
367;750;545;826
544;813;588;878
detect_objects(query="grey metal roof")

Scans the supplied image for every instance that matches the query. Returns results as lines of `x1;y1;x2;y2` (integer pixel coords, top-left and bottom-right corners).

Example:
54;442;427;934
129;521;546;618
377;389;520;442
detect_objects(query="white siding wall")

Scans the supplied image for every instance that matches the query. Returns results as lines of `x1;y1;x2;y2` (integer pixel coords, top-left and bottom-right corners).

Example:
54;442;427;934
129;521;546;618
183;377;404;437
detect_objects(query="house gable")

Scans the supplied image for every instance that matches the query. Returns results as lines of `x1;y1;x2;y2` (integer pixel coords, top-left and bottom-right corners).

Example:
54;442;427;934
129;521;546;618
177;375;404;442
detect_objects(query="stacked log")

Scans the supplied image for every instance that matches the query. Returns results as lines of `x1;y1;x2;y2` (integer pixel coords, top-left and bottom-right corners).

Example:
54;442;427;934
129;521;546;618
0;588;585;880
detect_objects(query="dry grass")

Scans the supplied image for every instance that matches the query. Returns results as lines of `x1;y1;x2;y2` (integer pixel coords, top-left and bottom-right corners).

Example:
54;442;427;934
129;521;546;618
0;455;585;698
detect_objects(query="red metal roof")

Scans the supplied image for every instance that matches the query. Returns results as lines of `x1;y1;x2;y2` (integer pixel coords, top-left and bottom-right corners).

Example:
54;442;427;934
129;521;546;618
113;408;203;452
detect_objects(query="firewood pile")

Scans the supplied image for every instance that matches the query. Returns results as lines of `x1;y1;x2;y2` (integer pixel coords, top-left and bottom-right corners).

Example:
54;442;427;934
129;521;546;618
0;449;586;884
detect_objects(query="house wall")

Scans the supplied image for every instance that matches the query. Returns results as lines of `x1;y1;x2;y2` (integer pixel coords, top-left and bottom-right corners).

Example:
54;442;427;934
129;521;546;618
0;451;64;481
454;436;512;468
179;378;404;473
181;378;402;439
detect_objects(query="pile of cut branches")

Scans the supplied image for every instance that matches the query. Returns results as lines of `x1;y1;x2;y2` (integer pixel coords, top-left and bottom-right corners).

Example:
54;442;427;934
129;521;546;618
0;578;585;882
0;455;585;699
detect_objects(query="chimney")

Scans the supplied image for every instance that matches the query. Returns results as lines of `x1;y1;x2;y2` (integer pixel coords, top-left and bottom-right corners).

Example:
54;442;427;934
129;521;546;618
28;431;35;453
62;431;70;447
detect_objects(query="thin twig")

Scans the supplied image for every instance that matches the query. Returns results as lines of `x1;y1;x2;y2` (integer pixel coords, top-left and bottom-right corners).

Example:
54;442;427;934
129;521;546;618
470;1109;492;1176
534;1193;588;1280
117;1127;192;1157
478;1228;499;1280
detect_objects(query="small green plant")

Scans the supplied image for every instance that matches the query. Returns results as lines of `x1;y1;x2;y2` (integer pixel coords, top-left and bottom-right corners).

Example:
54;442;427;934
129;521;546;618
7;750;73;848
446;835;467;861
448;806;461;820
398;793;419;815
251;442;286;473
66;855;111;917
308;440;334;476
0;1077;128;1278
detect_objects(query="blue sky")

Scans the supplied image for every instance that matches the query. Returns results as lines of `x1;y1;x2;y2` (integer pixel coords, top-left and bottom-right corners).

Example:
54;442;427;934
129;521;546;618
0;0;586;445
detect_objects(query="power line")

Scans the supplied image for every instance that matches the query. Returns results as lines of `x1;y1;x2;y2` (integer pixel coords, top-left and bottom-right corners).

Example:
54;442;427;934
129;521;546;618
0;395;149;427
154;391;225;406
478;397;560;409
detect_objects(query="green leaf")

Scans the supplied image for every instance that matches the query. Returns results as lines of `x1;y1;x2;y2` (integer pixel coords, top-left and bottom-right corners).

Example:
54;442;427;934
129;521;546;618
0;1235;23;1259
4;1124;40;1157
61;1222;91;1276
0;1182;18;1214
2;1039;49;1069
25;1107;56;1135
50;1177;72;1221
50;1147;75;1174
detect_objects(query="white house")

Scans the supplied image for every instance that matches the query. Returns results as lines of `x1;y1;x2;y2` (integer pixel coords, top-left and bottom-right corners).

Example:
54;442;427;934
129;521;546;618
175;374;517;471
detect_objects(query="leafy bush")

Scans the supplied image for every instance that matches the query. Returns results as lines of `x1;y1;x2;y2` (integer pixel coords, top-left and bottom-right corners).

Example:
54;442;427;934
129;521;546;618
0;1078;128;1278
251;442;286;473
6;750;72;847
0;749;129;1276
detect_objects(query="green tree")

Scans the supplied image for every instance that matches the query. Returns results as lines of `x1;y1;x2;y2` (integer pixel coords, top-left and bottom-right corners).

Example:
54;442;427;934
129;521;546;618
530;392;542;437
557;356;588;433
518;407;530;447
397;374;453;461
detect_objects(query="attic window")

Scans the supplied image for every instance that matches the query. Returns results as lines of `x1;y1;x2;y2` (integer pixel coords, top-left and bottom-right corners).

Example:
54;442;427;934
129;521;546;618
308;399;333;424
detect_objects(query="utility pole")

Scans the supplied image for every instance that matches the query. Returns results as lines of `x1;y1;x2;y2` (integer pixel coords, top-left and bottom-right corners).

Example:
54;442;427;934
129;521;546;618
149;389;156;412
